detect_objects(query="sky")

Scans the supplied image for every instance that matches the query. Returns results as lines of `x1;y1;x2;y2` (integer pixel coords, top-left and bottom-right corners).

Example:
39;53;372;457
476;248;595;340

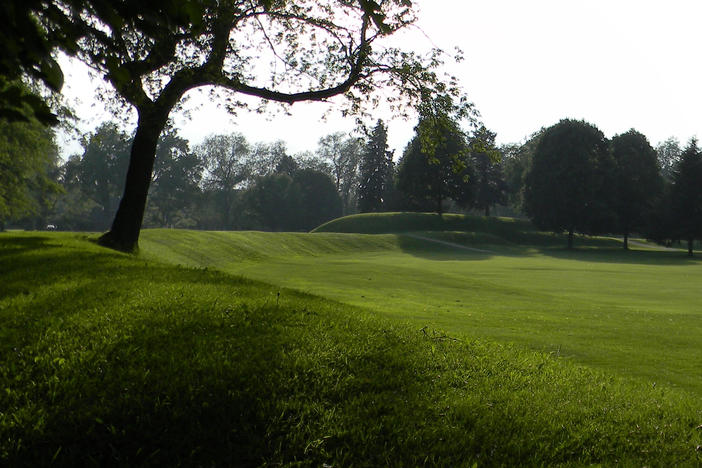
57;0;702;158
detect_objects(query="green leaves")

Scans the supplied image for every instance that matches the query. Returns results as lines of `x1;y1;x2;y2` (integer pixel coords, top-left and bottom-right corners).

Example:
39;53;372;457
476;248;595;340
37;58;64;93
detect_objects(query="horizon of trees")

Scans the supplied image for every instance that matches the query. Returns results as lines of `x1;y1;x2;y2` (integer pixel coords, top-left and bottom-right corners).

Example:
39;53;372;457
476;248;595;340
3;113;701;254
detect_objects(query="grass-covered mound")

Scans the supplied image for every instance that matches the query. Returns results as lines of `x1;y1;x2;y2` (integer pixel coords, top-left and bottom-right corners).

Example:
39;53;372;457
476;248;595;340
313;212;532;235
2;232;702;466
313;212;621;248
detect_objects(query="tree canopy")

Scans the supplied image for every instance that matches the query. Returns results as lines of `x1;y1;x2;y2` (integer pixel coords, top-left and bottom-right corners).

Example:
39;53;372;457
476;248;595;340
523;119;613;248
0;117;61;229
610;129;662;250
397;116;473;214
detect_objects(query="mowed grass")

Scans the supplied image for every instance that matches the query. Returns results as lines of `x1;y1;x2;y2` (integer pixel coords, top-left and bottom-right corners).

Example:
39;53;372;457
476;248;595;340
2;223;702;466
140;217;702;397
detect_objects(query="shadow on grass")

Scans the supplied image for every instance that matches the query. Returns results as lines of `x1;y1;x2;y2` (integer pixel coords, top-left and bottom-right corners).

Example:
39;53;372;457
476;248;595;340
0;235;55;256
0;249;457;466
396;230;702;266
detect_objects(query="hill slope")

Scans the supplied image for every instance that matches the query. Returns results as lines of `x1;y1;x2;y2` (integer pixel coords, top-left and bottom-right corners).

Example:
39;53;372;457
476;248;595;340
1;232;701;466
313;211;622;248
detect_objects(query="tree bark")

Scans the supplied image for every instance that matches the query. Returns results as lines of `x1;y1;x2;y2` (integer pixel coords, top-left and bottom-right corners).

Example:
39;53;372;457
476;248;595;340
568;228;574;249
98;107;170;252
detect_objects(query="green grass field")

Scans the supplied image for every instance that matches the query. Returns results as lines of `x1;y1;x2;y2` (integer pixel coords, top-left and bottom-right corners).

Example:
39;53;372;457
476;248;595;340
3;214;702;466
141;217;702;395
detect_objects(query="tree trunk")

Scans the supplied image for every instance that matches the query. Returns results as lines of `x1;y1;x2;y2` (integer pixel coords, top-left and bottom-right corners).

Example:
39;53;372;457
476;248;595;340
436;197;443;215
568;228;574;249
484;205;490;217
623;231;629;250
98;108;169;252
688;238;694;257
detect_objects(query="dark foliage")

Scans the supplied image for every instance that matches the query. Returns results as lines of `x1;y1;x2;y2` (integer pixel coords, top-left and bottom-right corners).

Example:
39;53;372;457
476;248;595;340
523;119;614;248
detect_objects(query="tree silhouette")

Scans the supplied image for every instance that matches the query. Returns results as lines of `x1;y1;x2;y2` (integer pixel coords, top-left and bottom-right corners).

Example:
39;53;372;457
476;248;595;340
524;119;613;249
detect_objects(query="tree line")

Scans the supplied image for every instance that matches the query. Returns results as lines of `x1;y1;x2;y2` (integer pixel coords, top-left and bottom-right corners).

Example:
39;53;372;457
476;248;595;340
3;113;699;254
1;114;503;233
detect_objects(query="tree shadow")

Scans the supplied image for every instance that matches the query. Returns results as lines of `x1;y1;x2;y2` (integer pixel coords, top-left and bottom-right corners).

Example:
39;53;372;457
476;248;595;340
395;231;702;266
395;233;495;261
0;235;55;257
534;244;702;265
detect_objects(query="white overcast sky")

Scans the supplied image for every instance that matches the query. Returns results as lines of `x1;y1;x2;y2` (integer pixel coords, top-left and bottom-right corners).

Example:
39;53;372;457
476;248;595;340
58;0;702;158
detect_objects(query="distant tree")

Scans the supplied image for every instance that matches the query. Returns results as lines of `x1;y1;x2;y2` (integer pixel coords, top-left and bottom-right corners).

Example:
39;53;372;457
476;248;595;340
523;119;613;249
243;168;342;232
670;138;702;256
196;133;251;230
610;130;663;250
145;127;203;227
655;137;682;182
396;117;473;214
470;126;506;217
358;120;393;213
274;154;299;178
52;154;99;230
0;117;61;230
296;151;334;177
77;122;132;228
292;168;343;230
250;141;291;177
243;173;301;231
317;132;362;215
501;129;545;214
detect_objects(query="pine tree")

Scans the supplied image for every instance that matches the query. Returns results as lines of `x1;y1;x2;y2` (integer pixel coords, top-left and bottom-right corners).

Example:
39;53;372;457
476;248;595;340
358;120;393;212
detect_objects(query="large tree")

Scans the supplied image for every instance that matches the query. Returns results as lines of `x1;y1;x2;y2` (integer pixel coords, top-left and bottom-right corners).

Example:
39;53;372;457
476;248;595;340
610;129;662;250
396;116;473;214
316;132;362;215
196;133;251;229
670;138;702;256
358;120;393;213
33;0;470;251
469;125;506;217
523;119;613;249
77;122;132;228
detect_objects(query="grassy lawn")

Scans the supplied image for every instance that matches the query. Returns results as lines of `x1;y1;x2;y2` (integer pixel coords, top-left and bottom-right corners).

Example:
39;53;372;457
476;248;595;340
3;217;702;466
140;224;702;395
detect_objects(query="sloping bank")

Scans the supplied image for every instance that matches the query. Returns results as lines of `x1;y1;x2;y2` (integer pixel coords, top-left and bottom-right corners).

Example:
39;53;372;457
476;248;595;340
0;232;700;466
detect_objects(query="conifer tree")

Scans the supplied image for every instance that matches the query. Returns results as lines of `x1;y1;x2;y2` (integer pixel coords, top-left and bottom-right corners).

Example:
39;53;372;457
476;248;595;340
358;120;393;213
